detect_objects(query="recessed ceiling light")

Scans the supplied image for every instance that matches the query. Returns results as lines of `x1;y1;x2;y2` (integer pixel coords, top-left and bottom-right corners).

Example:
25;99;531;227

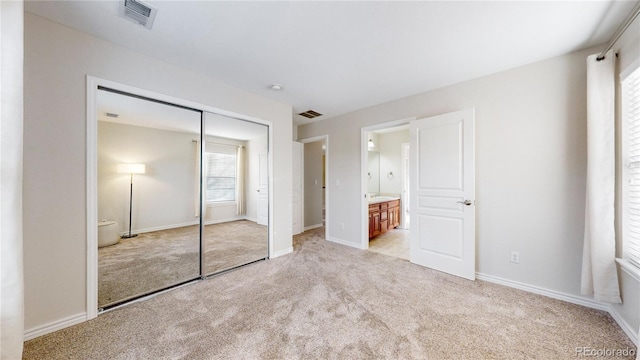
271;84;283;91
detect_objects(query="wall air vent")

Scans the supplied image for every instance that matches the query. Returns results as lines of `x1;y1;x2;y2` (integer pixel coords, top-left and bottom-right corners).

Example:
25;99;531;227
120;0;157;30
298;110;323;119
105;112;119;118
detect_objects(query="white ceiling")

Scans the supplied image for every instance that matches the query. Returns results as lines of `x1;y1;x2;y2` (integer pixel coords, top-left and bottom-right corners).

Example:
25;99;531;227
97;89;268;140
26;0;638;125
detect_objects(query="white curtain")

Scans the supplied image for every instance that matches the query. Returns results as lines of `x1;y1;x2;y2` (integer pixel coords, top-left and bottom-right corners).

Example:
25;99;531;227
1;1;25;358
580;51;621;303
236;145;246;216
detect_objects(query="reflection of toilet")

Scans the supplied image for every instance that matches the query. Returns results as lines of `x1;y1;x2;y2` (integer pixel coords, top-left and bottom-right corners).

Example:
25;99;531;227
98;221;119;247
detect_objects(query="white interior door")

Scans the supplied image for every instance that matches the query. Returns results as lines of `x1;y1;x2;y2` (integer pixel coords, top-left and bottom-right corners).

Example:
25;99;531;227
410;109;475;280
292;142;303;235
257;153;269;226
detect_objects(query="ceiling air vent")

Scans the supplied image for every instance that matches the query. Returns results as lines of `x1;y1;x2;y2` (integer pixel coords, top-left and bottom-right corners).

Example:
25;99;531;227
298;110;323;119
120;0;157;30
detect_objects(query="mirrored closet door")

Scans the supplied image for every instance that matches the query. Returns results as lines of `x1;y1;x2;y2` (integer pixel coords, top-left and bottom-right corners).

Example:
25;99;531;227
96;88;270;310
96;88;203;308
201;112;269;275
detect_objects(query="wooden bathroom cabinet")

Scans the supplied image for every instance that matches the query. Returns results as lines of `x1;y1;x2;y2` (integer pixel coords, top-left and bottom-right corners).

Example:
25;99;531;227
368;199;400;238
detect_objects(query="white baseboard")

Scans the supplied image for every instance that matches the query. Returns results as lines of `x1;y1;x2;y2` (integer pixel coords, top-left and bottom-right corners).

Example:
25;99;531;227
476;272;639;346
124;217;252;236
126;220;198;235
24;312;87;341
271;247;293;258
608;305;639;346
304;223;323;231
327;236;363;249
476;273;609;311
203;216;247;226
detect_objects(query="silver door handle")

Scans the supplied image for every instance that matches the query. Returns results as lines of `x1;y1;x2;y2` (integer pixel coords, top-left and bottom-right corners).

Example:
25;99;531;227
456;200;473;206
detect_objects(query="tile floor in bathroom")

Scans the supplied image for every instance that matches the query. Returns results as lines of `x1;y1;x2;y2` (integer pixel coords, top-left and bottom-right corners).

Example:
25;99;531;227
368;228;410;260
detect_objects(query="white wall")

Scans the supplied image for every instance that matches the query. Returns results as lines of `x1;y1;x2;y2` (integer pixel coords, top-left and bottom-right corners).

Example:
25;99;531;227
298;46;595;299
1;1;24;358
378;130;409;195
99;123;250;231
304;141;324;228
98;121;200;233
23;13;292;333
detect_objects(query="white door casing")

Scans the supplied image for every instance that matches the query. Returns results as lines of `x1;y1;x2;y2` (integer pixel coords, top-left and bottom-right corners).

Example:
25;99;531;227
292;142;303;235
401;142;410;230
257;153;269;226
410;109;475;280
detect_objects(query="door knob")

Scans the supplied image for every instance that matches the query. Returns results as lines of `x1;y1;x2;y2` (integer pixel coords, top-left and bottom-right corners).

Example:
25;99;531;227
456;199;473;206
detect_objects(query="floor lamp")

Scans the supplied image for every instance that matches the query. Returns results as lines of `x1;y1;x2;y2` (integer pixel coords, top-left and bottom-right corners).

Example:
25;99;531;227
117;163;146;239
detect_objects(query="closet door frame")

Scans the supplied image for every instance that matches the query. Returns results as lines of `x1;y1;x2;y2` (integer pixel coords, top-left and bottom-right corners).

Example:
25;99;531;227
86;76;273;320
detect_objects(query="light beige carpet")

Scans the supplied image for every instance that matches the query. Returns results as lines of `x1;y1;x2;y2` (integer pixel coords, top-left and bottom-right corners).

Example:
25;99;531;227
25;228;636;359
99;220;267;308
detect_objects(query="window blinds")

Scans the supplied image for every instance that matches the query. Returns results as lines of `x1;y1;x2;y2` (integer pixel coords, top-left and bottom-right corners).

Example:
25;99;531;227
205;152;236;202
623;63;640;268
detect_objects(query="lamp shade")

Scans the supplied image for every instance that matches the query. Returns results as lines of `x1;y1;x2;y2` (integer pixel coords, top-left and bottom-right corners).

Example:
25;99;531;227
117;163;146;174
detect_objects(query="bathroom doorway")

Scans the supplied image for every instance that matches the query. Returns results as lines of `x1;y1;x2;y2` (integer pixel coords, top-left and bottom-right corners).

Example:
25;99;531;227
362;110;476;279
361;121;411;259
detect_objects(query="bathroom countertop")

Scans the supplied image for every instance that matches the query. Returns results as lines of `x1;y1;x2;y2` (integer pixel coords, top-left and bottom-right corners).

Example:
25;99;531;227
368;196;400;204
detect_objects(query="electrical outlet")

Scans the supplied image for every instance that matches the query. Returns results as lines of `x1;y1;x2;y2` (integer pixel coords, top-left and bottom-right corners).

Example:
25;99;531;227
510;251;520;264
340;222;345;230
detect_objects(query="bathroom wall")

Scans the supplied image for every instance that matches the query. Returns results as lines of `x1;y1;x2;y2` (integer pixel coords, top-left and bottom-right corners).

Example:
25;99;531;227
378;130;409;196
367;150;380;194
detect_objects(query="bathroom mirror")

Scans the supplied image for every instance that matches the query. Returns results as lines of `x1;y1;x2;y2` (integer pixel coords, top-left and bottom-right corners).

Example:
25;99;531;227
368;151;380;194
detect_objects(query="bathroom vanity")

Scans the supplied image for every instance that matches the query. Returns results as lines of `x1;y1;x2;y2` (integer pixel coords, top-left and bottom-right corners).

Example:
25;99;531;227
368;197;400;238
